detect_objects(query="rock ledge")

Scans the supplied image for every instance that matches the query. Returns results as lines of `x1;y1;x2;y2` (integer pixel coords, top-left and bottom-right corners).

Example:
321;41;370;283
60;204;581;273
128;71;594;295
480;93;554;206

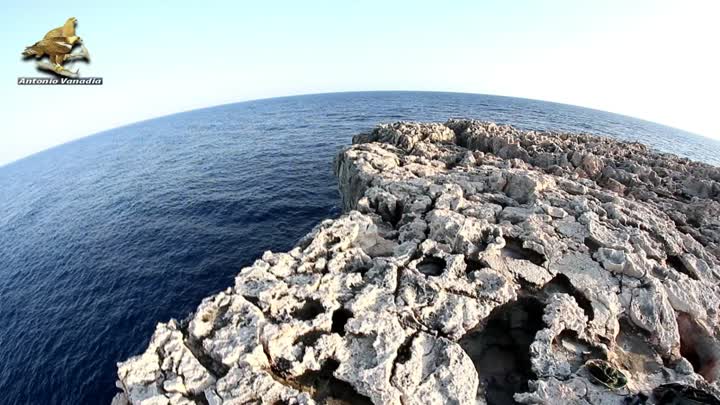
114;120;720;405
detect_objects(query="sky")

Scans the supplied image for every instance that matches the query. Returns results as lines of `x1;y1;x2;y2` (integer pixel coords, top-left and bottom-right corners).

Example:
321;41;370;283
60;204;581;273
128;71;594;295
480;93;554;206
1;0;718;166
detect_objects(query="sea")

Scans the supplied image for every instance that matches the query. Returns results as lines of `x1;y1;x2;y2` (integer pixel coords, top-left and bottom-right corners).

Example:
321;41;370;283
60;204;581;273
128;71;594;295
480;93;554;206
1;91;719;404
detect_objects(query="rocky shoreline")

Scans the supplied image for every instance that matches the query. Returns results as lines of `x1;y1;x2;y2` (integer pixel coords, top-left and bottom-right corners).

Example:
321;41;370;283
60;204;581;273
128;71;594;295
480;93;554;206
113;120;720;404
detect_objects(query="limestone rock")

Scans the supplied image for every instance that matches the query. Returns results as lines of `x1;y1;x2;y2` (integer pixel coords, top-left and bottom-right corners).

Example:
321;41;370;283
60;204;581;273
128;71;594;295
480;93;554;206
115;120;720;404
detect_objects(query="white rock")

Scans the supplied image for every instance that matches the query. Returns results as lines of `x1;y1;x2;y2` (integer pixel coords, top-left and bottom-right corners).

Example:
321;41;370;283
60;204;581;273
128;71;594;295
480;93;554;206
115;120;720;404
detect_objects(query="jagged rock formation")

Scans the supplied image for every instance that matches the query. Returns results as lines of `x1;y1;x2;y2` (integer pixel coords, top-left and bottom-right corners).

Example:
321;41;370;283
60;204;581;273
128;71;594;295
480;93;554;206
113;120;720;405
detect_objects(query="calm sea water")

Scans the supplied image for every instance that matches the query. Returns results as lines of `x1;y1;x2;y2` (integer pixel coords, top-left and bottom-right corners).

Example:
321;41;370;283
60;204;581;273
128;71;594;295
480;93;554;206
1;92;719;404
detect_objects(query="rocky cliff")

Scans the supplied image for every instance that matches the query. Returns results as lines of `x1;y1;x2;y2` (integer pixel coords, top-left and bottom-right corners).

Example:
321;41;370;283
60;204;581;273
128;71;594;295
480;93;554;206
113;120;720;405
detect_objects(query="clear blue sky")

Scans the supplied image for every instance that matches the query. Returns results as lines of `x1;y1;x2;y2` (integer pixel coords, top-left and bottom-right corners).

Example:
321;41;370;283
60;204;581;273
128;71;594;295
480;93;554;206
1;0;718;166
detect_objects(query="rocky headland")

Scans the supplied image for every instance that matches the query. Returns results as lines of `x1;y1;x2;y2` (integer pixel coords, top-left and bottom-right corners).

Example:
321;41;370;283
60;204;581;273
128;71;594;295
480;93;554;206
113;120;720;404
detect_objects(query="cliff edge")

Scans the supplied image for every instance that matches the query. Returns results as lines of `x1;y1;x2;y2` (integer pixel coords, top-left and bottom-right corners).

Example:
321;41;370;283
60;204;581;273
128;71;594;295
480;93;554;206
113;120;720;405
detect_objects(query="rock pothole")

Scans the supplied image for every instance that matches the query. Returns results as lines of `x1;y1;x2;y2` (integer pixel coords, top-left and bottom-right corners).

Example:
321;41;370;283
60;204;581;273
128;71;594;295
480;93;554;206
501;237;546;266
459;296;546;404
331;307;353;337
416;256;446;277
613;319;664;376
584;237;601;255
464;257;485;274
677;313;720;381
540;274;595;321
553;330;605;372
292;299;325;321
667;255;699;280
293;359;373;405
294;330;328;346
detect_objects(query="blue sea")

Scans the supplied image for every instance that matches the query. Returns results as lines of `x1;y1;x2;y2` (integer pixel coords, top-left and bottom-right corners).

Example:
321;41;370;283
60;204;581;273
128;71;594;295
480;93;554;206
1;92;719;404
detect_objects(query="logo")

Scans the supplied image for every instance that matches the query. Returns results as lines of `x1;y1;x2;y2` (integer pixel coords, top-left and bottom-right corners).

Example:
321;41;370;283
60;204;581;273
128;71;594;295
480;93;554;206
18;17;102;85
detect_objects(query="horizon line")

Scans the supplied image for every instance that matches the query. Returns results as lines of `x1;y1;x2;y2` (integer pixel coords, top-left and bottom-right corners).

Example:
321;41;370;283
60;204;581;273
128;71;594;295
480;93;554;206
1;89;716;169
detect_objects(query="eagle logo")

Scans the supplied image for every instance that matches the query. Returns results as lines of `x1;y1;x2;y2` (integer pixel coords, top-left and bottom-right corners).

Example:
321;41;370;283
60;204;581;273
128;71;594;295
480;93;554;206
21;17;90;78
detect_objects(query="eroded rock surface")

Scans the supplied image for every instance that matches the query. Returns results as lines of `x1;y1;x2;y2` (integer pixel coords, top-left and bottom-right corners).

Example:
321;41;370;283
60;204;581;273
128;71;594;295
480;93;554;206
114;121;720;405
